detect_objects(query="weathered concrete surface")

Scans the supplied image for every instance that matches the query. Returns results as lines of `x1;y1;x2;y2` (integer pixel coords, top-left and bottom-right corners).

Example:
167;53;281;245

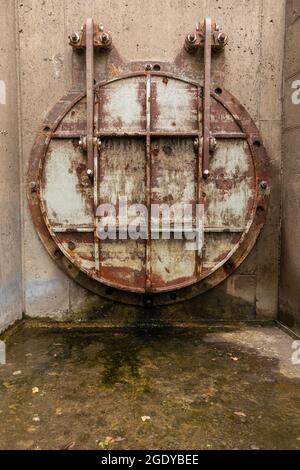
16;0;285;320
280;0;300;334
0;325;299;449
0;0;22;332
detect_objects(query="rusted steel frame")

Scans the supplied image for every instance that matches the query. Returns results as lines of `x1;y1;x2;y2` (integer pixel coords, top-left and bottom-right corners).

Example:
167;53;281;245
94;70;201;89
94;90;100;275
53;130;247;139
202;17;212;179
52;226;94;233
145;74;152;292
196;86;203;278
50;225;245;235
86;18;95;177
69;22;112;50
28;79;269;304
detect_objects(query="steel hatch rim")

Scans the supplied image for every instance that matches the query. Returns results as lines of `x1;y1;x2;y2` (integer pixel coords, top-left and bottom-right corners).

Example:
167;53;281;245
27;69;270;306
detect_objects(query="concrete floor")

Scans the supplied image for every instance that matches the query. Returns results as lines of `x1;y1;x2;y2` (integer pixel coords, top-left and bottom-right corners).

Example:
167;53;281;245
0;324;300;450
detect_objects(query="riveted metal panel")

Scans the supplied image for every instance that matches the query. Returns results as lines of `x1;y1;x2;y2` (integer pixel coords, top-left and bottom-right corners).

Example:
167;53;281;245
28;66;270;306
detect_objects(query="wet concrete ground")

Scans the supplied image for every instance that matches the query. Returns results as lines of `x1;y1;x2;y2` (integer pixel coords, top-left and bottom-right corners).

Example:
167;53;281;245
0;324;300;450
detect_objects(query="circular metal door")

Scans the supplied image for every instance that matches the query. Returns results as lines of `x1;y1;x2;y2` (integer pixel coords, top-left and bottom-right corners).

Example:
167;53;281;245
27;66;270;306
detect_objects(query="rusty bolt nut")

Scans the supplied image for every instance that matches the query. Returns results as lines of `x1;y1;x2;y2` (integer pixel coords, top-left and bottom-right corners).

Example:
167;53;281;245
187;32;197;43
69;32;80;44
203;169;210;179
209;137;218;153
260;181;268;190
87;168;93;177
101;32;109;44
79;136;87;152
194;138;199;152
217;32;227;44
68;241;76;251
30;181;37;193
145;64;152;71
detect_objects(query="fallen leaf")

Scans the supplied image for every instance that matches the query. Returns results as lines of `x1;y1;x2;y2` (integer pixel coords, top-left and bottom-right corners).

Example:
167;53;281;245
61;441;76;450
114;437;126;443
234;411;247;418
27;426;37;433
9;404;18;410
3;382;13;389
98;437;113;449
32;387;39;394
141;415;151;422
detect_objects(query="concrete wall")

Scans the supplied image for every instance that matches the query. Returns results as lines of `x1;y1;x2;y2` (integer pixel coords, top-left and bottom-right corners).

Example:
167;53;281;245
13;0;285;322
280;0;300;333
0;0;22;331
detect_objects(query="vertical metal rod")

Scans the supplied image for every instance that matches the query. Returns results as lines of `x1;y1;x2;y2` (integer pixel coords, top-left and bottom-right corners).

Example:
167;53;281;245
145;74;151;292
86;19;99;275
196;87;203;277
86;18;94;176
94;92;100;275
202;17;212;178
94;137;101;277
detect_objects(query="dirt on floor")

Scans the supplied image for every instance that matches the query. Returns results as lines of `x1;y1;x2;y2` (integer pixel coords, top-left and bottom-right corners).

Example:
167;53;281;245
0;324;299;450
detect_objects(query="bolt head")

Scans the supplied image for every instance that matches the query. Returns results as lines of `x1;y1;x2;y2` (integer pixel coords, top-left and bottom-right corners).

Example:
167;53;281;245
30;181;37;192
260;181;267;190
218;32;227;43
101;32;109;44
188;33;197;43
203;169;210;178
209;137;218;153
69;32;80;44
87;169;93;176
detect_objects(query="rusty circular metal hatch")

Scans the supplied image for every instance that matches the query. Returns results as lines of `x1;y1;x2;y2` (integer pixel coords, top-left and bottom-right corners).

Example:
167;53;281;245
27;66;270;307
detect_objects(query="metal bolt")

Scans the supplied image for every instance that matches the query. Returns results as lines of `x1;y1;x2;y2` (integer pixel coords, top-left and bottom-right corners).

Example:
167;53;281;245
209;137;218;153
218;32;227;43
188;32;197;43
215;24;220;31
68;241;76;251
260;181;268;190
69;32;80;44
203;169;210;178
30;181;37;193
194;138;199;152
87;168;93;177
101;32;109;44
145;63;152;71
